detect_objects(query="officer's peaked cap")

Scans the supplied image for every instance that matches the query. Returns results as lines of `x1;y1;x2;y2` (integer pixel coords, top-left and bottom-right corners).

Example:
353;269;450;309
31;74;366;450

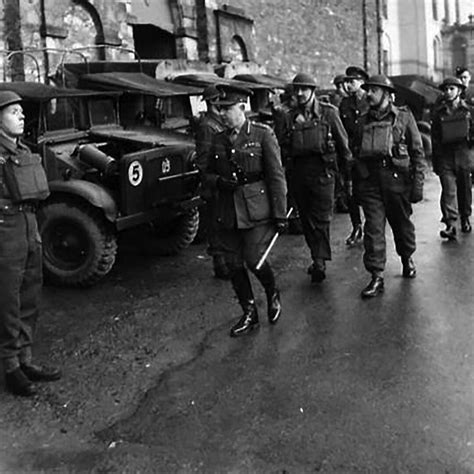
0;90;22;110
439;76;466;91
362;75;396;93
214;83;253;106
292;73;317;88
344;66;369;81
333;74;346;85
201;84;221;102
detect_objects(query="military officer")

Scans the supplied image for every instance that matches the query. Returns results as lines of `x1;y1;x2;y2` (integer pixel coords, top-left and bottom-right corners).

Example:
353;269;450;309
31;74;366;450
455;66;473;106
203;84;287;337
0;90;61;396
329;74;348;108
431;77;473;239
339;66;370;245
353;75;425;298
280;72;352;283
195;85;230;279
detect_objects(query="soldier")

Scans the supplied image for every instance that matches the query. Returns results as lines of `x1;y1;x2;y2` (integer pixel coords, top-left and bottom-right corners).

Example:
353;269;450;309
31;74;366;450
339;66;370;245
0;91;61;396
280;73;353;283
431;77;473;239
455;66;473;106
195;85;230;279
353;75;425;298
329;74;348;108
203;84;287;337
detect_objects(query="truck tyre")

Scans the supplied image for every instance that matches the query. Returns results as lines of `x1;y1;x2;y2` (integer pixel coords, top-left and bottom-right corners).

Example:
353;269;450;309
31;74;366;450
145;207;200;255
38;199;118;287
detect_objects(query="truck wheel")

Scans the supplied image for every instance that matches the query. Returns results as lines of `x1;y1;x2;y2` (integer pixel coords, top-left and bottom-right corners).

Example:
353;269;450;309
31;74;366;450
38;199;118;287
145;207;199;256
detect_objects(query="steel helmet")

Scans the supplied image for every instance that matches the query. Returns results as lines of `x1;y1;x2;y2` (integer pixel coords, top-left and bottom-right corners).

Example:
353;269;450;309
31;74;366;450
361;75;396;93
439;76;466;91
292;73;317;88
0;90;22;110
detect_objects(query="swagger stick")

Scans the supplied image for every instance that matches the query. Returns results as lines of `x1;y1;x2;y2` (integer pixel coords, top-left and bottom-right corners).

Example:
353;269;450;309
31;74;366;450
255;207;294;271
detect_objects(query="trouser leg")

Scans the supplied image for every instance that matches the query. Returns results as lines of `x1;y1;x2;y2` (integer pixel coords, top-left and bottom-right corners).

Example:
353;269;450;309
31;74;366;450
384;190;416;259
439;171;458;225
456;168;472;219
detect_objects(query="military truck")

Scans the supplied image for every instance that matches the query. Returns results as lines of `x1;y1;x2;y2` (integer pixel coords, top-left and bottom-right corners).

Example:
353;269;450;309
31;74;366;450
0;81;202;287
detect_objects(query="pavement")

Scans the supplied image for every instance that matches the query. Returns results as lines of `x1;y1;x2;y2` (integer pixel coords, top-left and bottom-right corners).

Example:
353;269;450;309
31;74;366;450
0;171;473;473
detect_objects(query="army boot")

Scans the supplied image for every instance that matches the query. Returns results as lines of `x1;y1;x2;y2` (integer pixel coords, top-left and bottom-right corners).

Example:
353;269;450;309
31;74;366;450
345;224;363;245
4;368;37;397
311;259;326;283
253;263;282;324
440;224;457;240
230;301;259;337
461;217;472;233
401;257;417;278
361;273;384;298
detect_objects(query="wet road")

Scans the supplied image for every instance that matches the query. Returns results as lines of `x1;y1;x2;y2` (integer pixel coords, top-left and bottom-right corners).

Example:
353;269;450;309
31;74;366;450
1;173;473;473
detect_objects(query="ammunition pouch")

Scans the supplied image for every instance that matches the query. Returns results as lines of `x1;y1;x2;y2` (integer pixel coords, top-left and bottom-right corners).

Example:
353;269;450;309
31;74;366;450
440;112;470;144
291;120;328;156
391;143;410;170
3;153;49;203
359;121;393;159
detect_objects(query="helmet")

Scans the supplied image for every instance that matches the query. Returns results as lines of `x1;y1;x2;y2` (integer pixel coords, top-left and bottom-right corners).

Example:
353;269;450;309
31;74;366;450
333;74;346;86
439;76;466;91
201;84;221;103
361;75;396;93
292;73;317;88
455;66;469;77
344;66;369;81
0;91;22;110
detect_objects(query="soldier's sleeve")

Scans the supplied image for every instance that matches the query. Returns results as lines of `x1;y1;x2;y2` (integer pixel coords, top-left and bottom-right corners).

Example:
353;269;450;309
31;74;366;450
260;126;287;220
201;134;221;191
195;120;214;174
405;109;425;178
328;107;353;176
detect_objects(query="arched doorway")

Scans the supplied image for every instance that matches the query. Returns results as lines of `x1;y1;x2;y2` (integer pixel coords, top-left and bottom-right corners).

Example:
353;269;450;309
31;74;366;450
228;35;248;62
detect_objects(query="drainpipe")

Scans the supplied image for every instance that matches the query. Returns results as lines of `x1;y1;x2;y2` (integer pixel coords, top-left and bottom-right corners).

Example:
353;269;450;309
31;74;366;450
362;0;368;71
375;0;383;73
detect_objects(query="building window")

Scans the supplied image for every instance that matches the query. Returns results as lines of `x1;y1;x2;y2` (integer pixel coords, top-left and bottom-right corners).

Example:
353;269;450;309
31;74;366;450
382;0;388;19
432;0;438;20
455;0;460;23
444;0;450;23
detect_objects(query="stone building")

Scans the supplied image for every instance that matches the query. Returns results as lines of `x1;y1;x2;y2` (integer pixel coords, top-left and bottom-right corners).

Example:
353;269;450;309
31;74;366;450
0;0;383;87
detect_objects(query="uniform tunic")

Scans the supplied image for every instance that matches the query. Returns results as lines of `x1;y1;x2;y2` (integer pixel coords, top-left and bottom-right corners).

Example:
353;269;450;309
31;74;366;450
354;104;425;274
204;120;287;270
0;136;44;364
431;99;474;225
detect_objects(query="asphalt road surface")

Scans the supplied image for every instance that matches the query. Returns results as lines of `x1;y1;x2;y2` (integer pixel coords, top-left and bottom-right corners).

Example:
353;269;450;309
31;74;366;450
0;172;473;473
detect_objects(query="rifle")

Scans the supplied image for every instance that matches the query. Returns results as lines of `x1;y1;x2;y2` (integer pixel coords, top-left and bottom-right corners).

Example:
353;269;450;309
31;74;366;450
255;207;294;271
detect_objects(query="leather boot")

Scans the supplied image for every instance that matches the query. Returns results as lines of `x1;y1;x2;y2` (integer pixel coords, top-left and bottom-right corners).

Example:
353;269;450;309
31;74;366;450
461;217;472;233
253;263;282;324
361;275;384;298
4;368;37;397
20;364;62;382
230;302;259;337
401;257;417;278
345;224;363;245
311;259;326;283
440;225;457;240
213;255;231;280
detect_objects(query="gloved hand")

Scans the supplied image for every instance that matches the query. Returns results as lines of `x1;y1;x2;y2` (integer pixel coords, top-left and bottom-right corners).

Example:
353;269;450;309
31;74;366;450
217;176;239;191
410;181;423;203
274;218;288;234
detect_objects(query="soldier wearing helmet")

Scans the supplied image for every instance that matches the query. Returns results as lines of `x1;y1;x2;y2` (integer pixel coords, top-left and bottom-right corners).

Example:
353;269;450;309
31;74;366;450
0;89;61;396
329;74;348;108
353;75;425;298
195;84;230;280
431;76;474;239
280;72;353;284
339;66;370;246
202;84;287;338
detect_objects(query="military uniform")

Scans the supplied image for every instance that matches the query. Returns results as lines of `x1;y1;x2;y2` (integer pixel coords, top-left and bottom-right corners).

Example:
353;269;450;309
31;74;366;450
204;83;287;336
354;103;425;281
431;97;474;234
281;94;352;281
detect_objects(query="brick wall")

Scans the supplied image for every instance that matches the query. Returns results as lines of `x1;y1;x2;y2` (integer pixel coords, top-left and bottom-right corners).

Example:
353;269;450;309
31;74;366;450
210;0;379;87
